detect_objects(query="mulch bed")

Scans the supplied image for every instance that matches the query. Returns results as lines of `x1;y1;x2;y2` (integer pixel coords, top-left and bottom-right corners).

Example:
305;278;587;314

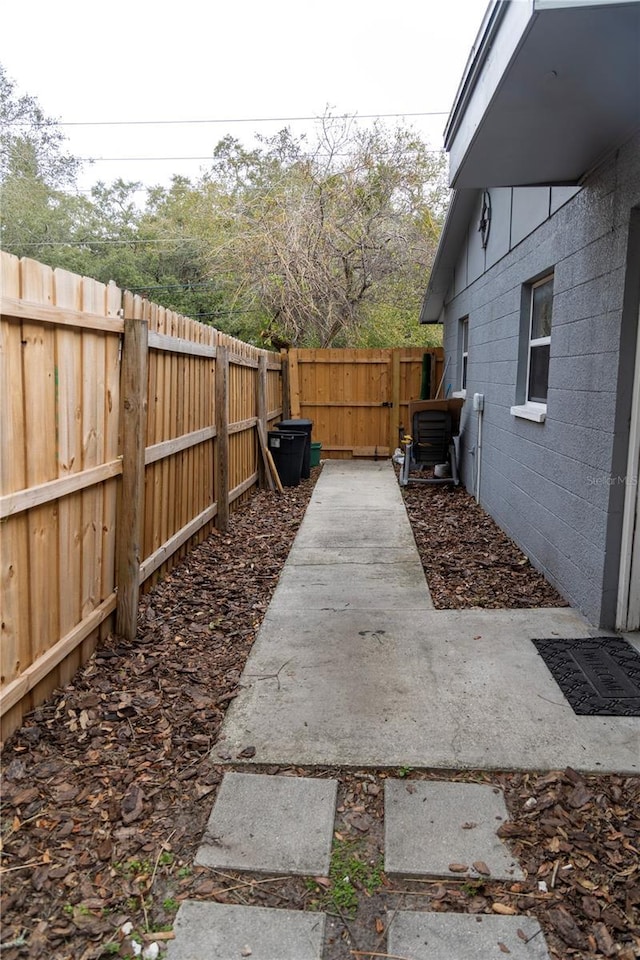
1;466;638;960
401;481;568;609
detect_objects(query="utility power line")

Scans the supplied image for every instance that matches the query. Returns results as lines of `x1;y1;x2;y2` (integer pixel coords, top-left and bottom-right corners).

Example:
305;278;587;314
129;280;225;290
12;238;207;246
76;150;446;162
5;110;450;128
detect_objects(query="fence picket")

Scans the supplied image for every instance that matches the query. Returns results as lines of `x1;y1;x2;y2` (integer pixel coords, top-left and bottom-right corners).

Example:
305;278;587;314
156;306;169;573
52;269;84;684
145;301;159;564
0;254;30;735
215;346;230;532
21;260;59;671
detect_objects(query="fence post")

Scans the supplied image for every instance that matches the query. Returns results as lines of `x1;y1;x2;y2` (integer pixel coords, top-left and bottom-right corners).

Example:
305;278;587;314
215;345;229;532
257;353;268;488
288;348;301;418
389;348;401;453
280;349;291;420
116;293;148;641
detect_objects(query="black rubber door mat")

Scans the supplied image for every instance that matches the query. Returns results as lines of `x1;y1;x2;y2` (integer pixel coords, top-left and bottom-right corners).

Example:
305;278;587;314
532;637;640;716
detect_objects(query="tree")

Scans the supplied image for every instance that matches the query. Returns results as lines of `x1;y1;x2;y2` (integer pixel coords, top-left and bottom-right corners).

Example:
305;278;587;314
137;175;266;339
204;116;446;347
0;64;81;187
0;71;445;347
0;64;89;266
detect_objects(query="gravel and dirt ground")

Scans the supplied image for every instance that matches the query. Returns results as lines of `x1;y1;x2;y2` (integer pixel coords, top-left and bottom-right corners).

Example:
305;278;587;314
1;467;638;960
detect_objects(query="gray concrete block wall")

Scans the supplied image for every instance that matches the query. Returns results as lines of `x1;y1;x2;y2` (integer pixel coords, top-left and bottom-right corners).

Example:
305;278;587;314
441;133;640;626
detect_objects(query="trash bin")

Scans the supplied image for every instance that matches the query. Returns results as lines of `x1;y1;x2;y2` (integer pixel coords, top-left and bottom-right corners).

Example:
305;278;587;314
276;419;313;479
268;431;306;487
310;441;322;467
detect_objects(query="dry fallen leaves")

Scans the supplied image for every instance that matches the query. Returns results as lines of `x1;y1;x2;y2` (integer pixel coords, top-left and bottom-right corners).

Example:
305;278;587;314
493;903;518;916
1;472;639;960
402;481;568;609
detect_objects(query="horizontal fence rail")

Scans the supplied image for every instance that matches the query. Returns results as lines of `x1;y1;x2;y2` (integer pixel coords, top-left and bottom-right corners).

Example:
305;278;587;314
0;252;282;739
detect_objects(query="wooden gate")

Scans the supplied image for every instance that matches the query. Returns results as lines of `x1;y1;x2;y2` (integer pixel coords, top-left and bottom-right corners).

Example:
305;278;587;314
286;347;444;459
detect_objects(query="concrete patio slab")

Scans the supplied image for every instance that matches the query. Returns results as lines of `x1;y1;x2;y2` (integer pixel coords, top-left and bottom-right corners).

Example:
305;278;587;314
214;461;640;773
166;901;325;960
388;912;551;959
384;779;523;880
216;605;639;771
195;773;337;875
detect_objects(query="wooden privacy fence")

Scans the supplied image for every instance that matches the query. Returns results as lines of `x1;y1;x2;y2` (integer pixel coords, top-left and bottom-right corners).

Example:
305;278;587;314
286;347;444;459
0;253;282;739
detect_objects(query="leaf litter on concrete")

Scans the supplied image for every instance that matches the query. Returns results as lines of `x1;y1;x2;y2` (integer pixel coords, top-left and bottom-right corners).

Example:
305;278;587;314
1;466;638;960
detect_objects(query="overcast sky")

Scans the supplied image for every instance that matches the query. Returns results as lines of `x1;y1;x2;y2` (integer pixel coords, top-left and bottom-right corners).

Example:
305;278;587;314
1;0;488;193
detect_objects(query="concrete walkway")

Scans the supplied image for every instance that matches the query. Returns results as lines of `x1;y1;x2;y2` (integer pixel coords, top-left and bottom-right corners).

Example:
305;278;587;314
217;460;640;774
167;461;639;959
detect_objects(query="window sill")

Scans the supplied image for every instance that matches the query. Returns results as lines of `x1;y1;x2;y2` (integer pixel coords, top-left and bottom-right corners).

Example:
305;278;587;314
451;390;467;399
511;403;547;423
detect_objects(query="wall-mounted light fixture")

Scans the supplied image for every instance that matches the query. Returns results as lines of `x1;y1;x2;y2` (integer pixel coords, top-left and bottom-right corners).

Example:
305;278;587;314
478;189;491;250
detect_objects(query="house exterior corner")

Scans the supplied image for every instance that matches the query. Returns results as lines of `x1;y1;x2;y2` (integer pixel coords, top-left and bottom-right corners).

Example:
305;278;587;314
421;0;640;629
438;136;640;627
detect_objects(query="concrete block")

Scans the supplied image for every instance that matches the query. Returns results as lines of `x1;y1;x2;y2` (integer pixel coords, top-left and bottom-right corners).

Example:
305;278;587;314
275;561;433;611
388;911;551;959
166;901;325;960
384;780;523;881
292;517;414;550
290;544;421;565
195;773;337;875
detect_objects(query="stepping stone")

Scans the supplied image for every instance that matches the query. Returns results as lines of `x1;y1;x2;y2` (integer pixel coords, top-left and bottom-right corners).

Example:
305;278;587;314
195;772;337;875
166;901;325;959
384;780;523;880
388;912;551;959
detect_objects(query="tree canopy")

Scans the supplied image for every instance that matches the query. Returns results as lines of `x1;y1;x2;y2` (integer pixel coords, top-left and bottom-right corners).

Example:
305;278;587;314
1;67;446;347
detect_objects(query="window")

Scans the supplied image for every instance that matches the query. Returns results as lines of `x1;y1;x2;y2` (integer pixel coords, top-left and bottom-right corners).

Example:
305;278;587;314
511;273;553;422
461;318;469;391
527;276;553;403
452;317;469;398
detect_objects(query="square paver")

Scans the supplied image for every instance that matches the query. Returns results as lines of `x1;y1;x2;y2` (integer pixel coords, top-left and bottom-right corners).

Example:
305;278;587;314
385;780;523;880
388;911;551;959
166;901;325;959
195;772;338;875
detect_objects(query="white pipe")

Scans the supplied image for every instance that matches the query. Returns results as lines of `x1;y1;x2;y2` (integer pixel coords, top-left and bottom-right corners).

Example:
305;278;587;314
476;405;483;503
435;355;451;399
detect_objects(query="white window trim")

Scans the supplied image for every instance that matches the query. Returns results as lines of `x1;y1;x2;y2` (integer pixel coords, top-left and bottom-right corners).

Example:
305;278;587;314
511;274;553;422
510;401;546;423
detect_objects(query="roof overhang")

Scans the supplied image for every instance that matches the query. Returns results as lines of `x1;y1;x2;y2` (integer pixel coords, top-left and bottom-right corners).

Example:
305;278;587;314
446;0;640;189
421;0;640;321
